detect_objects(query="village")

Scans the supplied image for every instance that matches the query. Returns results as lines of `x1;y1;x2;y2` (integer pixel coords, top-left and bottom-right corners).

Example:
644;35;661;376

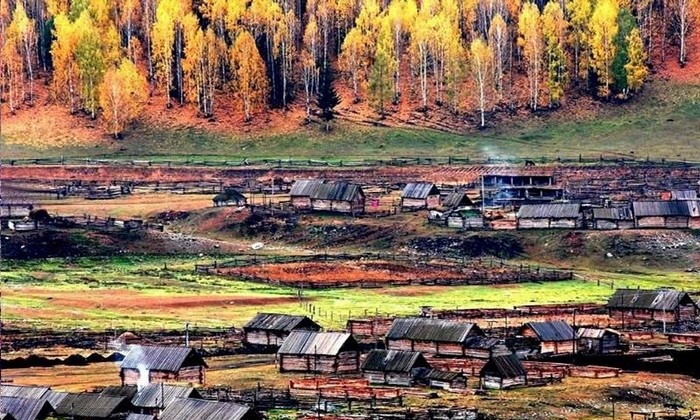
3;160;700;419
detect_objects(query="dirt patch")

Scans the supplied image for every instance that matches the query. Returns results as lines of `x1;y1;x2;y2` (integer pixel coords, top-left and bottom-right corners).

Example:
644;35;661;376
409;233;524;259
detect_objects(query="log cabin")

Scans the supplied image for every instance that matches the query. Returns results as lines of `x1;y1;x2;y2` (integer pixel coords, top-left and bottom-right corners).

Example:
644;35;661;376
159;399;260;420
120;346;207;386
519;321;575;355
516;203;583;229
401;183;441;210
243;313;321;349
576;328;623;355
361;350;431;386
385;318;484;357
479;354;528;390
591;207;635;230
607;288;698;324
277;331;360;374
289;180;365;215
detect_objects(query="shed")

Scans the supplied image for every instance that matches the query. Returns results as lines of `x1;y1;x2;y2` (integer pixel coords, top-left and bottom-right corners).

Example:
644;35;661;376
289;180;365;214
159;398;259;420
361;350;431;386
243;313;321;349
442;192;474;209
607;288;698;323
576;328;623;354
120;345;207;386
131;384;201;413
423;370;468;391
591;207;635;230
0;397;53;420
54;393;131;419
385;318;484;356
462;336;512;359
519;321;575;354
632;201;693;228
213;189;247;207
277;331;360;374
401;183;441;210
516;203;582;229
446;208;484;229
479;354;528;389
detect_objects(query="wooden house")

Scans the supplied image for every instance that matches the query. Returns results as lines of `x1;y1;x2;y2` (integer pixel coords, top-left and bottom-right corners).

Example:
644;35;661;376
441;192;474;209
120;346;208;386
632;201;695;228
519;321;575;355
0;397;53;420
159;399;260;420
607;288;698;324
591;207;635;230
385;318;484;356
423;370;468;391
516;203;582;229
131;384;201;415
243;313;321;349
462;336;512;359
213;189;247;207
446;208;484;229
361;350;431;386
479;354;528;390
576;328;623;354
277;331;360;374
289;180;365;214
481;173;562;207
401;183;441;210
54;393;132;419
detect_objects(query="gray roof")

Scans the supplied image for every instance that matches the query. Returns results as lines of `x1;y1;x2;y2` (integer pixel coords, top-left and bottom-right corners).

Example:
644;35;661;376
424;370;465;381
522;320;574;342
480;355;527;379
45;392;68;410
54;394;129;418
159;398;256;420
576;328;620;339
463;336;506;350
517;203;581;219
442;192;473;208
607;288;697;311
402;183;439;199
671;190;698;200
592;207;633;221
289;180;324;197
632;200;693;217
120;345;207;371
99;386;138;399
277;331;358;356
361;350;429;373
243;313;320;332
126;414;156;420
0;386;50;401
386;318;481;343
131;384;199;409
289;180;363;201
0;397;52;420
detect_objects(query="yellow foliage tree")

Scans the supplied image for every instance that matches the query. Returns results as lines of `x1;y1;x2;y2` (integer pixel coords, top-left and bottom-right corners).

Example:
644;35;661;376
230;30;269;121
488;13;507;100
566;0;592;83
518;1;542;110
542;1;567;105
590;0;618;98
470;37;491;127
99;58;148;138
624;27;647;93
51;13;81;112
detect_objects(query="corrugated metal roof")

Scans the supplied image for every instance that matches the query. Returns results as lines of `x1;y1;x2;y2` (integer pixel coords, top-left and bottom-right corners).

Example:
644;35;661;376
671;190;698;200
607;288;696;311
480;355;527;379
442;192;473;208
632;200;692;217
592;207;633;221
277;331;358;356
243;313;320;332
131;384;199;409
120;345;207;372
576;328;620;339
0;397;52;420
0;386;50;401
424;370;465;381
289;180;363;201
517;203;581;219
126;414;156;420
386;318;480;343
522;320;574;342
361;350;429;373
402;183;439;199
55;394;129;419
159;398;256;420
45;391;68;410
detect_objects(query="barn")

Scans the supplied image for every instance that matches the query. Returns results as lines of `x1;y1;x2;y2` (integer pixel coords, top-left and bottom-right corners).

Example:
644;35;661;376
479;354;528;390
519;321;575;355
159;399;260;420
120;346;208;386
591;207;635;230
401;183;441;210
243;313;322;349
277;331;360;374
54;393;132;419
213;189;247;207
607;288;699;324
385;318;484;357
130;384;201;414
516;203;582;229
632;201;694;228
289;180;365;214
361;350;431;386
576;328;623;354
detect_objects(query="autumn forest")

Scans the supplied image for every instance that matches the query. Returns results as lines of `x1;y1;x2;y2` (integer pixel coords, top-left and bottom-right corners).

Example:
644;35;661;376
0;0;697;136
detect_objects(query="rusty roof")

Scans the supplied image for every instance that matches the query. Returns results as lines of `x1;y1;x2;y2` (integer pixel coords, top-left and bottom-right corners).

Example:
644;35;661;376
361;350;429;373
522;320;574;342
131;384;200;409
277;331;358;356
480;355;527;379
517;203;581;219
244;313;321;332
607;288;697;311
386;318;481;344
120;345;207;372
402;183;439;199
159;398;257;420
